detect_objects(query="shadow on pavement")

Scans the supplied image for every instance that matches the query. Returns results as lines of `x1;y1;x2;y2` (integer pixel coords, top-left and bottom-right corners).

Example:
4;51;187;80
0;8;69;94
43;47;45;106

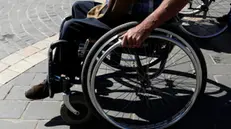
44;77;231;129
169;78;231;129
44;31;231;129
195;32;231;53
44;115;116;129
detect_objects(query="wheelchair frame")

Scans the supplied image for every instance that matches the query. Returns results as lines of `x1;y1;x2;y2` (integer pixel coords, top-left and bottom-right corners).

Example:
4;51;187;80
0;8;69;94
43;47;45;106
47;21;207;128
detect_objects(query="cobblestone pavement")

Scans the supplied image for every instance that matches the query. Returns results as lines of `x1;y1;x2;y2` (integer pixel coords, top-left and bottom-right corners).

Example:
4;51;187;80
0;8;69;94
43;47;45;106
0;0;79;60
0;0;231;129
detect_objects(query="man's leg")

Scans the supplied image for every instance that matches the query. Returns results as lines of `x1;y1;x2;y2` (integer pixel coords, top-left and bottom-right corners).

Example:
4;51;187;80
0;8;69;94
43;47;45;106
60;1;100;33
72;1;100;19
25;18;110;100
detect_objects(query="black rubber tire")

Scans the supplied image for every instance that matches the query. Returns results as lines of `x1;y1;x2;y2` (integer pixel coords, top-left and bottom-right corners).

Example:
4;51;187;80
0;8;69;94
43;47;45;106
60;92;94;125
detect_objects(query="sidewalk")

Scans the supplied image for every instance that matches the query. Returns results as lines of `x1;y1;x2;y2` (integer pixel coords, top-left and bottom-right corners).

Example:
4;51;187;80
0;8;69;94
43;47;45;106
0;0;231;129
1;32;231;129
0;0;73;128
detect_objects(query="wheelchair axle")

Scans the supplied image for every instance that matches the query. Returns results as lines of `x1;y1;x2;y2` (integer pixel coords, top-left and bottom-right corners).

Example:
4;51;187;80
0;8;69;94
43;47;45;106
134;52;152;88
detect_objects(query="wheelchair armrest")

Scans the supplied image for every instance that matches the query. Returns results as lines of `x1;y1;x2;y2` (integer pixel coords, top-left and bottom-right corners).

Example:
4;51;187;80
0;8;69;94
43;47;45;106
49;40;68;50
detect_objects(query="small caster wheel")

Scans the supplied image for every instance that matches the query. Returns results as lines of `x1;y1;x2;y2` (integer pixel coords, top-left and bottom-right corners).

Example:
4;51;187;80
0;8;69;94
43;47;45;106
60;92;93;125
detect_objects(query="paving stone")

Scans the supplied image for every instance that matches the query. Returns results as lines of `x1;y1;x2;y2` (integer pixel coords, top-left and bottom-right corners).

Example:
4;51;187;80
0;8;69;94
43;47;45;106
29;72;47;86
1;34;16;41
54;5;67;19
0;69;20;85
11;72;36;86
48;15;62;27
11;26;25;37
205;86;221;94
0;100;28;119
27;59;48;73
12;38;28;49
0;0;71;61
203;54;216;65
0;120;37;129
36;120;69;129
0;83;13;99
18;32;28;38
43;93;63;101
0;4;12;15
16;46;40;58
43;21;59;32
23;20;47;40
30;19;54;37
1;22;12;35
210;54;231;65
0;50;8;60
1;41;20;55
214;75;231;89
0;15;8;22
5;39;22;51
22;101;61;120
46;34;59;42
205;87;228;98
95;0;104;2
40;48;49;56
0;62;9;72
62;4;71;14
5;86;31;100
207;65;231;75
23;35;38;45
32;40;51;50
38;9;57;32
206;75;218;88
1;53;25;65
8;60;33;73
204;74;231;97
24;52;47;66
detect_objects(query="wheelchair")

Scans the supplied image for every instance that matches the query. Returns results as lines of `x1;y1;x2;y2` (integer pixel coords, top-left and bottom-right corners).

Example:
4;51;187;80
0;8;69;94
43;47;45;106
47;21;207;129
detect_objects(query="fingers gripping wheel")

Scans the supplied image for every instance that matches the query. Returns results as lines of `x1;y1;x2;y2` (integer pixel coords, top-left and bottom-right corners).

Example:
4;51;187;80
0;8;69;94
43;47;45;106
60;92;93;125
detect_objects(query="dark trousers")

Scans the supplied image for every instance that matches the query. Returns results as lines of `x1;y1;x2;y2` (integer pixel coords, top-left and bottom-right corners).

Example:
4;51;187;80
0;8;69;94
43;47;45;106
60;1;111;40
54;1;111;78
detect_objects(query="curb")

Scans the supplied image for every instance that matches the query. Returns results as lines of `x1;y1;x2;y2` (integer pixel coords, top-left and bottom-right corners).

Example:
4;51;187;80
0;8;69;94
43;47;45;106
0;34;59;86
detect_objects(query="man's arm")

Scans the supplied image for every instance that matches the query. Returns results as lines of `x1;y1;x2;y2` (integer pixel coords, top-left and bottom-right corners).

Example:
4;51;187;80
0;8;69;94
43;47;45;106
122;0;188;48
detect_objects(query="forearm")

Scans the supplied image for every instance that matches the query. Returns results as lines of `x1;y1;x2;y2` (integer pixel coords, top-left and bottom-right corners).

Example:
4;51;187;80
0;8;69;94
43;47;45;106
140;0;188;32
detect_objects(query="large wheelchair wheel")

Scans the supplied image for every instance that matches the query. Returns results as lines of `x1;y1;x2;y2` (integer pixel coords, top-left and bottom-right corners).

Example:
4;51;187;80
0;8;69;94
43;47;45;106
82;22;207;129
178;0;230;38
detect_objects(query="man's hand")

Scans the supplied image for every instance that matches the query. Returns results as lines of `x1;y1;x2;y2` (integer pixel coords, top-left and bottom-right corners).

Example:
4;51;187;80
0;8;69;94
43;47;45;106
122;23;152;48
121;0;188;48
